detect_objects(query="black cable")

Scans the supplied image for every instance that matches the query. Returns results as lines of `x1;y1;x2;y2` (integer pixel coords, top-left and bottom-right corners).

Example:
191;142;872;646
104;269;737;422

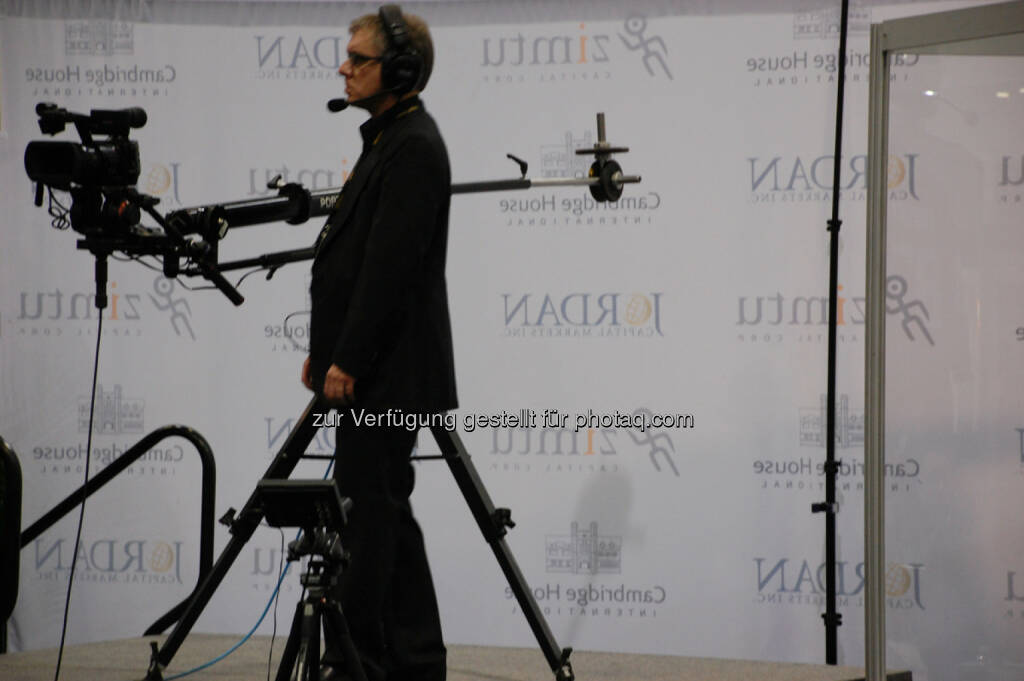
820;0;850;665
53;311;103;681
267;527;285;681
47;188;70;230
235;267;266;289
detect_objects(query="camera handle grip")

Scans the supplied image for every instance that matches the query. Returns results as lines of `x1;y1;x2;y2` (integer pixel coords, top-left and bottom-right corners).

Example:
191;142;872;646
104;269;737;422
196;260;245;306
140;200;245;306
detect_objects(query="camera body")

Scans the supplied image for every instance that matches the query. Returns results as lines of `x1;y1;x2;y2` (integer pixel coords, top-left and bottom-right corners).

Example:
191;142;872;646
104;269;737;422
25;138;140;189
24;103;147;235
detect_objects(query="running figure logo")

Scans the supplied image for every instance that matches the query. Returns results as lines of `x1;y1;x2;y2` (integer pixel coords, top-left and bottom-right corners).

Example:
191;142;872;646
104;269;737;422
886;275;934;345
626;408;680;476
618;15;672;80
149;276;196;340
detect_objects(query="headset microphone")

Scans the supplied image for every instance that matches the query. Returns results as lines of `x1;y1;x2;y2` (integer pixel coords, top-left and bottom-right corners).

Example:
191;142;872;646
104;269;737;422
326;98;350;113
326;84;406;114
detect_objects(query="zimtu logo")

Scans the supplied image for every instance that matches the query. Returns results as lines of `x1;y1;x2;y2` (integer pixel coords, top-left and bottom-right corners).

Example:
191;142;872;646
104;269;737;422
481;24;610;67
9;276;197;340
736;274;933;346
479;15;671;82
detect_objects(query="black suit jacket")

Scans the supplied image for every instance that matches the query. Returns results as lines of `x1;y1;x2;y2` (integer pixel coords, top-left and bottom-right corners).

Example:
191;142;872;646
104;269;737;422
309;97;457;414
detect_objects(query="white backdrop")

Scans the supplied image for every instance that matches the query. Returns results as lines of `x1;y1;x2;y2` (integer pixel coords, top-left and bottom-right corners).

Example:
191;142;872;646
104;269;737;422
1;2;1019;680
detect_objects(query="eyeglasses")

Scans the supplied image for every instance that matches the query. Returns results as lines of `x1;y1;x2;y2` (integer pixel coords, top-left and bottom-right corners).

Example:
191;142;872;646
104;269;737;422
346;52;382;69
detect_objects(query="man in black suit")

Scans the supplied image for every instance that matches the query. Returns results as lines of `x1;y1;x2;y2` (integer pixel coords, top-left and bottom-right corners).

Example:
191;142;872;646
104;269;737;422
301;6;456;681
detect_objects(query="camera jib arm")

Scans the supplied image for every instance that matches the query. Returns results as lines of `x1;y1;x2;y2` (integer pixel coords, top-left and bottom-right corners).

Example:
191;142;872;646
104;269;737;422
170;112;639;282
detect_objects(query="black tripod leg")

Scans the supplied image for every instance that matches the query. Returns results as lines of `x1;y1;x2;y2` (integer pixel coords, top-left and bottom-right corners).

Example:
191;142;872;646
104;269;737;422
146;396;328;679
429;426;575;681
297;601;318;681
275;600;306;681
322;600;369;681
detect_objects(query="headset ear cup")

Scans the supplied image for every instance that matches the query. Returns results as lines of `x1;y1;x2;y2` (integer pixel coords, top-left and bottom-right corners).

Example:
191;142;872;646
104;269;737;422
378;4;424;95
384;52;422;94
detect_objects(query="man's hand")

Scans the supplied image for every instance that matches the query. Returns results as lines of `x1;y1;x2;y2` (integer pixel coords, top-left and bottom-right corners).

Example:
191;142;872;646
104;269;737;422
323;364;357;405
301;356;313;391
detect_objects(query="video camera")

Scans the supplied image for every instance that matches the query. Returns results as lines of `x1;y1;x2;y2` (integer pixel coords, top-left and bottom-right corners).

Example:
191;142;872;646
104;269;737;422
25;103;148;235
23;102;253;307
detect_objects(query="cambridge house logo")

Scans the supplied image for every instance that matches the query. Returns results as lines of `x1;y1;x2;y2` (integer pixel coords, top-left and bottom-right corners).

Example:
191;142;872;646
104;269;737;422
799;394;863;449
793;4;870;40
545;521;622;575
541;130;594;179
65;21;134;56
79;384;145;435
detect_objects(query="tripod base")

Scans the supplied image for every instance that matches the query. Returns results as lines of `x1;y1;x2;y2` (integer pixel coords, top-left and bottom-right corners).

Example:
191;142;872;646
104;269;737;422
148;396;573;681
277;588;366;681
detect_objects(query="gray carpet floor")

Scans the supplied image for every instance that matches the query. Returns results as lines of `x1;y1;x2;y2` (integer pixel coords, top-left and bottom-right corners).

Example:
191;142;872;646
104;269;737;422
0;635;908;681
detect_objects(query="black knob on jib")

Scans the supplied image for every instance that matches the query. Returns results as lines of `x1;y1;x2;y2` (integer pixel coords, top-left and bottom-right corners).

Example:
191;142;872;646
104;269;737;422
588;159;623;203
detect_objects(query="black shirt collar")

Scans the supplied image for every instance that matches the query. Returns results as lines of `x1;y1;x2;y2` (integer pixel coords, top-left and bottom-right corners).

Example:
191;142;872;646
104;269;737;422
359;95;422;147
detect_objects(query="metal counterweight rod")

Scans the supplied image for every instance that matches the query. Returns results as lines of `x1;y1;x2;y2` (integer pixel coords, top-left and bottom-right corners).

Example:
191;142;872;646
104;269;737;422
451;173;641;195
170;172;642;234
174;171;641;277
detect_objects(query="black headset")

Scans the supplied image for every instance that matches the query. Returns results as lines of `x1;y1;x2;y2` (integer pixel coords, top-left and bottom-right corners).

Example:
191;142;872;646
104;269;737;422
378;4;424;95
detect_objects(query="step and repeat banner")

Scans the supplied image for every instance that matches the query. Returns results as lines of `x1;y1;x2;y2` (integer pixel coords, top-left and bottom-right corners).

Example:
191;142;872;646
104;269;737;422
1;1;1018;680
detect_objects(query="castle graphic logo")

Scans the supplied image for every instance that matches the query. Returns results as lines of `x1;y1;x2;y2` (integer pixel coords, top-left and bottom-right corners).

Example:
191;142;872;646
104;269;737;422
541;130;594;179
545;521;622;575
79;384;145;435
799;394;863;448
793;5;870;40
65;21;134;56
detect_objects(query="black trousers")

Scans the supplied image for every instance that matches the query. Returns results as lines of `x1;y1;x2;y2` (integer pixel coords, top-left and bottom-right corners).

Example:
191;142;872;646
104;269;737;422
323;420;446;681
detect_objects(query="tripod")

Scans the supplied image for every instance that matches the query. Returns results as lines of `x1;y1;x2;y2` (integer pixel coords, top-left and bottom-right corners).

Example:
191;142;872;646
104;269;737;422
144;395;574;681
276;529;366;681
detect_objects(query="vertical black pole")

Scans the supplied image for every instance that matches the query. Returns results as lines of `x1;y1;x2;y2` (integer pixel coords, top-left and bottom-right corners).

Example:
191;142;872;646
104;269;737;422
813;0;850;666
